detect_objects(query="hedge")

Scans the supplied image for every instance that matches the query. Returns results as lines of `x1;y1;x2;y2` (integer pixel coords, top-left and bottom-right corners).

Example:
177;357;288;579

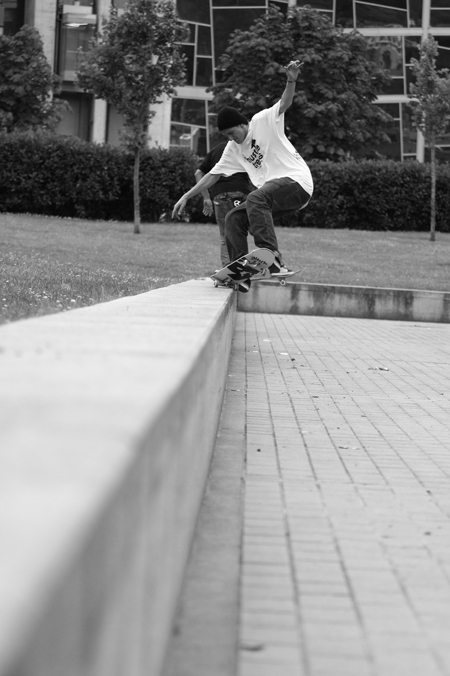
1;133;449;231
0;132;204;222
289;159;450;232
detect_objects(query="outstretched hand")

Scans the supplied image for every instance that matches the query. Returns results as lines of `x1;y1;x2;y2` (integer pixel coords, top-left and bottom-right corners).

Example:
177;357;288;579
202;198;214;217
284;59;303;81
172;196;188;221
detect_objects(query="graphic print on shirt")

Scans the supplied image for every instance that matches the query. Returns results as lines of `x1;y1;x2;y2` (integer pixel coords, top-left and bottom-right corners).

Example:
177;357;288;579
244;139;263;170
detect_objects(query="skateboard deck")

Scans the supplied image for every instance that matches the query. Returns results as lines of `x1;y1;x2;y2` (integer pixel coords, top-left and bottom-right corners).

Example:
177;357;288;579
211;248;275;292
262;269;301;286
235;269;302;286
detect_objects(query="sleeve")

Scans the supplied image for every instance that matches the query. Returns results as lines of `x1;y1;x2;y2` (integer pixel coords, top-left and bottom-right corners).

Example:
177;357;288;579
210;144;246;177
198;151;213;174
256;100;284;131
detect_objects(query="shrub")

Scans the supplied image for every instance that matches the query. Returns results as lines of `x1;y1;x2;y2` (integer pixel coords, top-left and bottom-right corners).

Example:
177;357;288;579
0;132;201;222
1;134;450;231
280;159;450;232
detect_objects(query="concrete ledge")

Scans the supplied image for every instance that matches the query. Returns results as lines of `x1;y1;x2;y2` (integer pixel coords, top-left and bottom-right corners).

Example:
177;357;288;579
238;280;450;322
0;279;235;676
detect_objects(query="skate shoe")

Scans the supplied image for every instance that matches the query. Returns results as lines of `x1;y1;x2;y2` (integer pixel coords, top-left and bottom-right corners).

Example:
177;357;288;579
268;252;292;277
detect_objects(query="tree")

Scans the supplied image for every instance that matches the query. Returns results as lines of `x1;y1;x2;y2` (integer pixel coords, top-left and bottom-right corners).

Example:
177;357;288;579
408;36;450;241
0;25;66;133
76;0;188;233
210;6;391;161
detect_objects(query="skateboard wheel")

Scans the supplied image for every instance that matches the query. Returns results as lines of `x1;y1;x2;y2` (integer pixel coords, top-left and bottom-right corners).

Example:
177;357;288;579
238;279;251;292
280;279;286;286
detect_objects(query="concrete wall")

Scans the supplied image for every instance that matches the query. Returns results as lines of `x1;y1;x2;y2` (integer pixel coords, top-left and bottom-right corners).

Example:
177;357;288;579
0;280;235;676
32;0;58;67
238;280;450;323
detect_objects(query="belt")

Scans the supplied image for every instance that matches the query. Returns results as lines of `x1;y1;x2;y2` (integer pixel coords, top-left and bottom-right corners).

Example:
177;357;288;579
214;191;246;200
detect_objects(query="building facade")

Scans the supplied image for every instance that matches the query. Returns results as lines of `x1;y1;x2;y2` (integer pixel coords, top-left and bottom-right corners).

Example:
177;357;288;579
1;0;450;159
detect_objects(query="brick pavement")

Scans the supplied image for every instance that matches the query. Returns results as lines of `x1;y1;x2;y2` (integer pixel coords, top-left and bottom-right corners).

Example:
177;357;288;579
240;312;450;676
164;311;450;676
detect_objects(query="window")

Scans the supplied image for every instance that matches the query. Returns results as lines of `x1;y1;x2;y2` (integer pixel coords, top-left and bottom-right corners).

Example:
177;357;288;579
170;123;207;155
367;35;403;74
270;0;289;14
57;4;96;81
409;0;422;26
376;102;402;160
172;98;207;126
56;92;92;141
401;102;416;156
367;35;405;93
213;8;265;58
177;0;210;24
430;9;450;26
57;22;96;80
171;98;208;154
336;0;354;27
296;0;333;11
197;24;212;55
0;0;25;35
437;36;450;68
405;35;420;92
355;2;408;28
179;44;195;85
196;57;213;86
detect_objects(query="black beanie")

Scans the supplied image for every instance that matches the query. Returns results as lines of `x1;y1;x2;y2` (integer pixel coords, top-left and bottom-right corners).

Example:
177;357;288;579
217;107;248;131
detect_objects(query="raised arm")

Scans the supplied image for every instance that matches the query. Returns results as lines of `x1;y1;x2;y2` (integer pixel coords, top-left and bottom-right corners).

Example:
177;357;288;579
279;59;303;115
172;171;222;220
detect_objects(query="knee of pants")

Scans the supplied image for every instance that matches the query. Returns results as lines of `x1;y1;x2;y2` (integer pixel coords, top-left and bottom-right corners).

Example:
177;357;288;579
225;208;247;234
245;191;258;206
224;210;233;237
245;189;269;211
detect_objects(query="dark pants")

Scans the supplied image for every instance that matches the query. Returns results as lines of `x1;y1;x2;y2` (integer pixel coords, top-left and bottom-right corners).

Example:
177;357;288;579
213;191;247;267
224;177;311;262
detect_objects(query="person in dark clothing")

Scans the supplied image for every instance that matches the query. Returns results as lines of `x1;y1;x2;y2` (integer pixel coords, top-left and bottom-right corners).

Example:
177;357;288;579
195;141;253;267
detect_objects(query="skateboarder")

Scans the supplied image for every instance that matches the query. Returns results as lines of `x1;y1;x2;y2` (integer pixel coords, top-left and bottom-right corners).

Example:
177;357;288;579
172;59;313;275
195;142;253;267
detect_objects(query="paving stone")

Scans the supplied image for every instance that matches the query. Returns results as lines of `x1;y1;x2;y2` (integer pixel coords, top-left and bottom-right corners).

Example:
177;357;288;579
239;658;305;676
237;312;450;676
166;311;450;676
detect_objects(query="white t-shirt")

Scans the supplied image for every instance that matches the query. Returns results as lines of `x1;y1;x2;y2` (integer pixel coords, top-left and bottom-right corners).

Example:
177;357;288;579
210;101;313;195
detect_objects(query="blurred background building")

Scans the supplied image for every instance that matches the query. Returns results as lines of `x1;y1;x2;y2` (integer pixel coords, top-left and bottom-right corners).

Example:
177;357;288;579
1;0;449;159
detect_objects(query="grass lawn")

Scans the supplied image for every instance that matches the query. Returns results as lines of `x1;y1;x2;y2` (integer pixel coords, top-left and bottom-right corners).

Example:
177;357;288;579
1;212;450;324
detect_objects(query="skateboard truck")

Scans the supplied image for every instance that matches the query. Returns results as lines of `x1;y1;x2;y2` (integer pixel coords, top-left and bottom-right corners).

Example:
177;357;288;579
271;271;301;286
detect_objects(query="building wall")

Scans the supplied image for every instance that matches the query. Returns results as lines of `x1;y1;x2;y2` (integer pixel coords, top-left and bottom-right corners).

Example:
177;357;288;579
149;93;173;150
163;0;450;160
1;0;450;159
163;0;289;154
32;0;57;64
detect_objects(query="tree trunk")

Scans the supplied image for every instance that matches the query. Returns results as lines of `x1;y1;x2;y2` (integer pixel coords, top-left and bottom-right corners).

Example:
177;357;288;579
133;146;141;235
430;140;436;242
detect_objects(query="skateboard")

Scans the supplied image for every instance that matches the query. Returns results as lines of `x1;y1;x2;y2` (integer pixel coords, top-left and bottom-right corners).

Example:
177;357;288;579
244;269;301;286
268;270;301;286
211;248;275;292
238;269;302;286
